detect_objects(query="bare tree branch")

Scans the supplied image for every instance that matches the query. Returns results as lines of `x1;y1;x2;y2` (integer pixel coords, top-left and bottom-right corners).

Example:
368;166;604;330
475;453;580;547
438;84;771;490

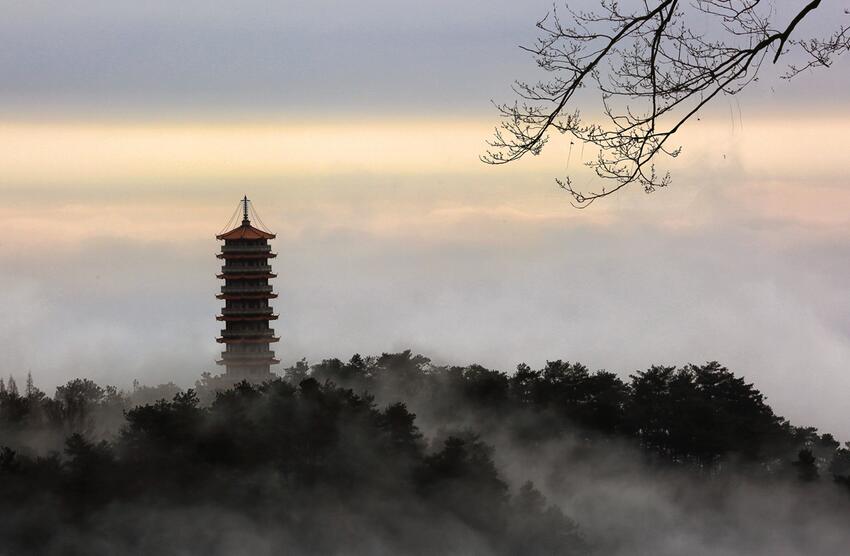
483;1;850;207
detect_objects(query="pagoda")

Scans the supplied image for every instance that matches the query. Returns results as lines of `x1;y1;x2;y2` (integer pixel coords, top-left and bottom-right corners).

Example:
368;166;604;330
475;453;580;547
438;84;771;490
216;196;279;381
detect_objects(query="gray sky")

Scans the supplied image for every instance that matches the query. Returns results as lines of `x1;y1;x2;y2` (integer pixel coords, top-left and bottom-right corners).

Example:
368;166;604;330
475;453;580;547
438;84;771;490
2;0;848;116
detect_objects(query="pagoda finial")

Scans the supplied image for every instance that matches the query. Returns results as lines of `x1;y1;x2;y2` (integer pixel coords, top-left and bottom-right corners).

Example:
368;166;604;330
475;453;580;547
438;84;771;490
241;195;250;225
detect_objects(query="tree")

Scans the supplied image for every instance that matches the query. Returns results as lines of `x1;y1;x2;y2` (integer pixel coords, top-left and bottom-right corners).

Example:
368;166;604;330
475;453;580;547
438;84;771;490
25;373;34;398
829;444;850;488
282;358;310;384
793;448;820;481
483;1;850;206
508;481;586;555
379;402;424;455
417;435;510;533
0;447;18;474
24;372;44;401
55;378;105;431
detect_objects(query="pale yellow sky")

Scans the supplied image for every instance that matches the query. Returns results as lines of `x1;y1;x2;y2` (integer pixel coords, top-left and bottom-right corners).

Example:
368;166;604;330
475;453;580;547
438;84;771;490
1;115;846;183
2;113;849;246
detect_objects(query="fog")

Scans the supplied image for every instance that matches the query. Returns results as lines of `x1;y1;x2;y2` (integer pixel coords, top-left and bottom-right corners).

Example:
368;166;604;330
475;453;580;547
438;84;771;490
495;432;850;556
3;353;850;555
4;165;850;438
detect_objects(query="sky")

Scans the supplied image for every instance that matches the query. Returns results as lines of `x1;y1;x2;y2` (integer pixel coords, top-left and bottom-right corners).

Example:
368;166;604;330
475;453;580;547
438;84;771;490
2;1;850;437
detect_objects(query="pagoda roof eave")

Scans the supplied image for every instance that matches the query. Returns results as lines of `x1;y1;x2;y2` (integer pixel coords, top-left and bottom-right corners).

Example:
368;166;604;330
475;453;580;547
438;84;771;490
217;253;277;259
216;224;275;240
216;293;278;300
216;337;281;344
217;314;279;321
217;273;277;280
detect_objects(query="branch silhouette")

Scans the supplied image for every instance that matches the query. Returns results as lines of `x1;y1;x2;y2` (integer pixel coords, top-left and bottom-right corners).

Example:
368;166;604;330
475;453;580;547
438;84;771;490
482;1;849;207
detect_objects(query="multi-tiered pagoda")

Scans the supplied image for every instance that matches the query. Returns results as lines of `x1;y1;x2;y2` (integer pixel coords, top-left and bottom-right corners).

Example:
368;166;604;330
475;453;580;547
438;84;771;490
216;197;279;381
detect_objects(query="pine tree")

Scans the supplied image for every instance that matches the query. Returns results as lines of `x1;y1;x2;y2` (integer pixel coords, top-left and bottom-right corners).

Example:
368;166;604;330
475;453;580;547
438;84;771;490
7;376;18;396
25;371;35;398
0;377;5;394
794;449;820;482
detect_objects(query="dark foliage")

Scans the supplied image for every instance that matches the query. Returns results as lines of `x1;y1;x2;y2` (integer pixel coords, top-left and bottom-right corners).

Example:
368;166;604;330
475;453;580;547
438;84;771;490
310;352;844;475
0;375;582;555
0;351;848;554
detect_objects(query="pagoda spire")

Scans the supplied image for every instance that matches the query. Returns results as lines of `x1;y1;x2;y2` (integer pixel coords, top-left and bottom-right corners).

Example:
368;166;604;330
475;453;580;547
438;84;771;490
241;195;250;226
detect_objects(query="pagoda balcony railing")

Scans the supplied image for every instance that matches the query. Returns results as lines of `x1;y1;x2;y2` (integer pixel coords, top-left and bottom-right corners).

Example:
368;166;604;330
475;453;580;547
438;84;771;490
219;329;275;338
220;307;274;316
217;252;277;260
221;265;272;273
221;245;272;253
219;350;277;360
220;285;273;294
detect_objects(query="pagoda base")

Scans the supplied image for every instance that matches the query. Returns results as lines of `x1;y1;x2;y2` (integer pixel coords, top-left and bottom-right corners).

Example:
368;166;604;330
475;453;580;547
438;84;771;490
224;364;275;383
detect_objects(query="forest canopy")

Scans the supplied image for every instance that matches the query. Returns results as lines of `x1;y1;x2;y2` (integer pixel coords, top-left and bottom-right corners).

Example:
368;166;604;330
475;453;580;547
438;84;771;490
1;352;850;555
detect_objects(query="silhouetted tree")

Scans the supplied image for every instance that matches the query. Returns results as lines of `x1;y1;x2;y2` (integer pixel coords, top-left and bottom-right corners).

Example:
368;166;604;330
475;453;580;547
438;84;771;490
829;444;850;490
0;446;18;474
462;365;510;408
128;381;182;406
24;372;34;398
418;435;509;534
283;357;311;384
379;402;424;455
508;481;587;555
55;378;105;431
793;448;820;482
63;433;115;507
626;362;790;466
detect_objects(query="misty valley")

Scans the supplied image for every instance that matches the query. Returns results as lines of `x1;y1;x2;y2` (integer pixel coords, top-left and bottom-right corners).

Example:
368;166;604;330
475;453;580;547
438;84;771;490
1;351;849;555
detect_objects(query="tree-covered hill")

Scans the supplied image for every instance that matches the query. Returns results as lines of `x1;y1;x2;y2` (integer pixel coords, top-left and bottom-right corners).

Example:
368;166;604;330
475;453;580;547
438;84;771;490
304;352;847;477
1;352;849;555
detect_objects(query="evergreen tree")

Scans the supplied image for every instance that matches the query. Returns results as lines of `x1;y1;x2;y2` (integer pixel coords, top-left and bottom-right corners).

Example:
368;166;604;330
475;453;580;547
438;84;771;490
793;449;820;482
25;372;34;398
7;376;17;396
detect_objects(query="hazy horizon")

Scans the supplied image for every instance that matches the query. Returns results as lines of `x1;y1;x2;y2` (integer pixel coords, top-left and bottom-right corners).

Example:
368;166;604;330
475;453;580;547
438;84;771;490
3;0;850;439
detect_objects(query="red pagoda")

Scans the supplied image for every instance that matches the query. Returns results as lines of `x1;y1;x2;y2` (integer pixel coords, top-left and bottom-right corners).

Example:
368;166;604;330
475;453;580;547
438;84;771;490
216;197;279;381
